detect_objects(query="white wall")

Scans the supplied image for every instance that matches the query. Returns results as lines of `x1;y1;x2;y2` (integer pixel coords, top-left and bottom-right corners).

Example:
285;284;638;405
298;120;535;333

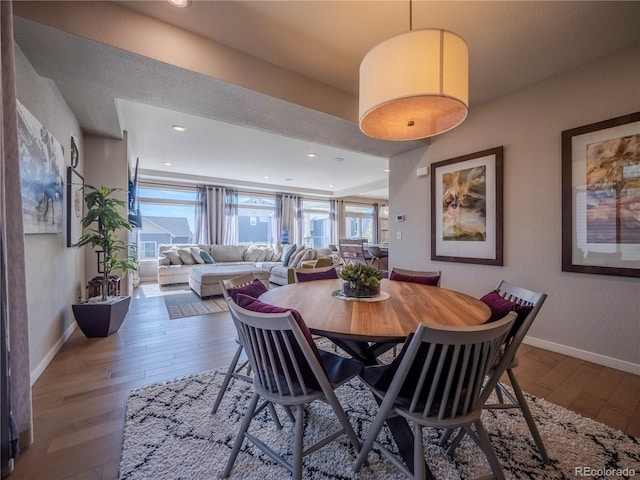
15;45;85;383
389;45;640;374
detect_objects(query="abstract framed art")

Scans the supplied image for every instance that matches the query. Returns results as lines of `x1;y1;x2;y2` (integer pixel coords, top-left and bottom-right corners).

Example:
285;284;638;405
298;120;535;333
561;111;640;277
431;146;504;265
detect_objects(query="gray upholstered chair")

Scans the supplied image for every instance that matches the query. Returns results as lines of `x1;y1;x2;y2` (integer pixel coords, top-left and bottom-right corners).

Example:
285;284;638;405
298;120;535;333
367;246;388;270
223;297;364;480
353;313;517;480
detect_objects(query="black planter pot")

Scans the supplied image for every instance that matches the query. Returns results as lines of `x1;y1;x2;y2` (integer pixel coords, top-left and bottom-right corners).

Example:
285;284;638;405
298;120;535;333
72;296;131;337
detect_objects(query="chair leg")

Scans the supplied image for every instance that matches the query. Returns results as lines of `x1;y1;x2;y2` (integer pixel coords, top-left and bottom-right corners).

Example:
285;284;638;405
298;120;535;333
212;344;244;414
471;420;505;480
507;369;550;464
353;399;393;472
413;422;426;480
223;391;260;478
293;405;305;480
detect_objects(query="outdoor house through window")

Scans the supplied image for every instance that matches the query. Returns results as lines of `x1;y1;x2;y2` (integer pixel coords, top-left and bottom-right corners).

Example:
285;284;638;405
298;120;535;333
237;193;276;244
135;185;197;259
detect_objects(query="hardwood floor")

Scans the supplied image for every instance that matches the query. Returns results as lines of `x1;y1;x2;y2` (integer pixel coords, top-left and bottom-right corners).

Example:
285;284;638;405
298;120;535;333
11;282;640;479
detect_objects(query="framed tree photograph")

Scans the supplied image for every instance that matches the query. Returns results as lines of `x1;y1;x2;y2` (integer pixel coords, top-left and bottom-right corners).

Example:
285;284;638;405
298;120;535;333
562;111;640;277
431;146;504;265
67;166;84;247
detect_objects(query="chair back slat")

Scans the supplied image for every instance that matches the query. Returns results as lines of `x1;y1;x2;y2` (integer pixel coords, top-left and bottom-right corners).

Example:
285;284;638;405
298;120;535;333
395;314;516;422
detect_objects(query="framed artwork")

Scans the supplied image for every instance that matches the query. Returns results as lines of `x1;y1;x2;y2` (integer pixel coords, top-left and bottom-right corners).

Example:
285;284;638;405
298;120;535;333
67;167;84;247
431;146;504;265
561;111;640;277
17;101;65;234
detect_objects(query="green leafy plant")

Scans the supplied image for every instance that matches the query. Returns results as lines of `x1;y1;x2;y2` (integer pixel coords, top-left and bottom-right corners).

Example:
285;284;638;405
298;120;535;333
339;263;383;288
77;186;136;302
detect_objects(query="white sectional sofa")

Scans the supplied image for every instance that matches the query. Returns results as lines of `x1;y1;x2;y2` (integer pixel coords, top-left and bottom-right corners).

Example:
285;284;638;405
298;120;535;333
156;243;337;295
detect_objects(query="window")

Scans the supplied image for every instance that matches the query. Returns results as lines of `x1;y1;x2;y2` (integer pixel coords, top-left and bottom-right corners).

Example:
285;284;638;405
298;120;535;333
135;186;197;259
302;199;331;248
237;193;275;244
344;203;375;242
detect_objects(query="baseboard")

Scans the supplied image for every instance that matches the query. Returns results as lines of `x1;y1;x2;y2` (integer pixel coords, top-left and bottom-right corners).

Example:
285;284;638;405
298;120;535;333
524;336;640;375
30;321;77;386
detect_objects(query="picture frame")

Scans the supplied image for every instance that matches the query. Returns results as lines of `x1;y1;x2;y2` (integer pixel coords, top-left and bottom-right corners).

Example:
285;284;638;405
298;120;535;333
67;166;84;247
431;146;504;265
561;111;640;277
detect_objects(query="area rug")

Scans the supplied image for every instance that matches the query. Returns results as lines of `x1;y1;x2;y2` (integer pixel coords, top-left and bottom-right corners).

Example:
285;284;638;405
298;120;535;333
119;368;639;479
162;292;228;319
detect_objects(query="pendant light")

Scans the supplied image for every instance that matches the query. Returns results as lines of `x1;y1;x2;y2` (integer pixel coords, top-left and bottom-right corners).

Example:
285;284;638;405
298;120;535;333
359;1;468;141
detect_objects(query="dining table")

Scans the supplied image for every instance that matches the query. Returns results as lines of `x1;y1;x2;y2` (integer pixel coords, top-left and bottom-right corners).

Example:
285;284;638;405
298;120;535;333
259;277;492;477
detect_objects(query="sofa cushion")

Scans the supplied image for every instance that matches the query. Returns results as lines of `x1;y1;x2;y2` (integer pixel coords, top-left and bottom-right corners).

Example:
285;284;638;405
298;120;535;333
210;245;247;263
244;244;270;262
199;250;215;263
289;248;313;268
177;248;196;265
162;250;182;265
190;247;205;264
282;244;298;266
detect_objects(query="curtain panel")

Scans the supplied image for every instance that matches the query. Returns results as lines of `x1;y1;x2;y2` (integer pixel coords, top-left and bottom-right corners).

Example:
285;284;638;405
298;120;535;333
330;199;345;245
1;1;33;474
194;186;225;245
275;194;302;246
223;188;238;245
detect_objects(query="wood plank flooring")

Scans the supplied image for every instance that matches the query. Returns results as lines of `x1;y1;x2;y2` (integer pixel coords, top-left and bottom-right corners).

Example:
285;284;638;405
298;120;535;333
10;282;640;479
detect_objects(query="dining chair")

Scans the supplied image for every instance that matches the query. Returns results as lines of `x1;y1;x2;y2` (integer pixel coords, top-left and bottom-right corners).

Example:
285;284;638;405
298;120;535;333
293;265;338;283
439;281;549;464
222;294;364;480
210;273;269;415
353;313;517;480
367;246;388;271
338;238;370;265
389;267;441;286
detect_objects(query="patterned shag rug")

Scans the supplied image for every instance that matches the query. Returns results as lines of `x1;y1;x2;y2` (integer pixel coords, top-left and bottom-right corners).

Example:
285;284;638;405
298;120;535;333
162;292;228;319
119;368;639;479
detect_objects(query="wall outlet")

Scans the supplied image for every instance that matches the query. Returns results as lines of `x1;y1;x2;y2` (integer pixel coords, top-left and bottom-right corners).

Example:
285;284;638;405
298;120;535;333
397;231;402;240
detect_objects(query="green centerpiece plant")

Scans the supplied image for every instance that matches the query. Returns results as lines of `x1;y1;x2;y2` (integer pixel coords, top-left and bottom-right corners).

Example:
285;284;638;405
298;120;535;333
339;262;383;298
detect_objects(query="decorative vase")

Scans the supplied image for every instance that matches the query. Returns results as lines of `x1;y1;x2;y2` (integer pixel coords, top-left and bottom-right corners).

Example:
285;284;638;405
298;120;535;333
342;280;380;298
72;295;131;337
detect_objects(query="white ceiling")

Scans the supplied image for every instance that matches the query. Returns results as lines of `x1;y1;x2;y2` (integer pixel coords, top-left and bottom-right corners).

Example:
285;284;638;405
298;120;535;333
13;1;640;199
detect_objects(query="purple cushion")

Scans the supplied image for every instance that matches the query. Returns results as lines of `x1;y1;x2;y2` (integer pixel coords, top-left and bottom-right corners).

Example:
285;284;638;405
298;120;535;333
296;268;338;283
480;290;533;334
235;294;324;390
226;278;268;303
389;271;440;286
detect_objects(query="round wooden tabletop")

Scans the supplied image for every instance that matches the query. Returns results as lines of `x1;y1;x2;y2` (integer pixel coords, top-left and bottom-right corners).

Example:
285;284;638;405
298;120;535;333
259;278;491;341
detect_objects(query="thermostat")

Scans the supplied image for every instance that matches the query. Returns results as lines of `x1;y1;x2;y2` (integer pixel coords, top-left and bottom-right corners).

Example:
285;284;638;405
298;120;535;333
396;214;405;222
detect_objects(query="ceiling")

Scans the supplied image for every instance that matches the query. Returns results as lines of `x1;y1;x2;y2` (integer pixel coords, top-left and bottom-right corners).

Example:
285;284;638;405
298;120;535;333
12;1;640;199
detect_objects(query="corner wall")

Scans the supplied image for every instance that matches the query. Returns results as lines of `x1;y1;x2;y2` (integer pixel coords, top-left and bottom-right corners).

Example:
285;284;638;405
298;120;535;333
389;45;640;373
15;45;85;383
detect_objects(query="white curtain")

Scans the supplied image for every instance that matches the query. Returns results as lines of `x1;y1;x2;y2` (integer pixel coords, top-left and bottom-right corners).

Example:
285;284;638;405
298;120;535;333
331;199;345;245
194;186;224;245
2;1;33;473
372;203;379;243
223;189;239;245
275;193;302;246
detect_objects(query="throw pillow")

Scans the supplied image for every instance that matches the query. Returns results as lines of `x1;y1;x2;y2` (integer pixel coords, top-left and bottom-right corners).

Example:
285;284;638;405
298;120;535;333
162;250;182;265
389;271;440;286
227;278;268;303
282;244;298;266
190;247;205;264
235;293;324;390
289;248;312;269
177;248;196;265
480;290;533;335
199;250;215;264
295;268;338;283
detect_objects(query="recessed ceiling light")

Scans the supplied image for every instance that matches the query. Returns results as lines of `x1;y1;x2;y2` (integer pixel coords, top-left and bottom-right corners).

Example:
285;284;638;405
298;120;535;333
172;124;186;132
163;162;172;166
329;184;334;188
263;175;270;179
167;0;190;7
384;168;390;173
335;157;344;162
359;192;364;195
307;152;317;158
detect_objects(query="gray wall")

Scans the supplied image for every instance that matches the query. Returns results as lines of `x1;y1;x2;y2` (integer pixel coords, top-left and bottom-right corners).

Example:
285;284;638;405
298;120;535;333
15;45;85;383
389;45;640;373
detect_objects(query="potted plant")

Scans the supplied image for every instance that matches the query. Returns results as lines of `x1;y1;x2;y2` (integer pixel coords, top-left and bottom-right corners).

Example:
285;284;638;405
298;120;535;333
72;185;136;337
339;263;383;298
